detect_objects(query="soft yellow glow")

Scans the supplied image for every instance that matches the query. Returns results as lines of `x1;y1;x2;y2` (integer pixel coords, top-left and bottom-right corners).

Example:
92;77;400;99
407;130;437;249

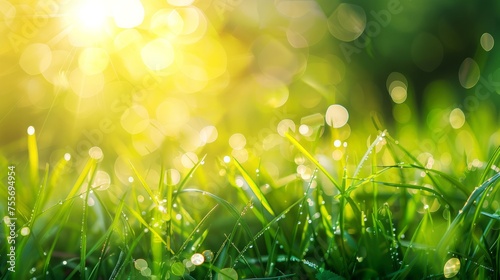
110;0;144;28
229;133;246;150
75;1;109;30
19;43;52;75
79;48;109;75
141;39;175;71
480;33;494;51
449;108;465;129
121;105;150;134
390;86;407;104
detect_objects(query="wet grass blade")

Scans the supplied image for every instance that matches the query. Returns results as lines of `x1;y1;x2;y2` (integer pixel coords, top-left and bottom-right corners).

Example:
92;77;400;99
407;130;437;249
285;132;341;192
233;158;275;216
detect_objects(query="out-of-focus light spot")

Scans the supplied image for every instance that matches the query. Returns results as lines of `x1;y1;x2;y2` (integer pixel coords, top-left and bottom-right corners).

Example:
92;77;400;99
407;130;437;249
285;3;327;48
69;69;104;98
386;72;408;92
223;156;231;163
87;197;95;206
92;170;110;190
327;4;366;42
326;104;349;128
137;195;144;202
443;258;460;278
121;105;150;134
89;147;103;161
232;148;248;163
19;43;52;75
156;98;190;136
277;119;296;137
480;33;494;51
21;227;30;236
332;150;343;161
298;124;312;136
411;33;443;72
387;72;408;104
27;126;35;135
175;214;182;220
141;39;175;71
181;152;198;169
458;57;480;89
75;1;109;30
128;176;134;183
78;48;109;75
111;0;144;28
150;9;184;36
191;253;204;266
229;133;246;150
165;169;181;185
200;126;218;144
390;86;407;104
333;140;342;147
393;103;411;123
449;108;465;129
64;153;71;161
134;259;148;270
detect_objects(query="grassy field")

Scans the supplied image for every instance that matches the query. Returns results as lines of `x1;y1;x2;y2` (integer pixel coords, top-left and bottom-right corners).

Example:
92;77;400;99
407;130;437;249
1;0;500;279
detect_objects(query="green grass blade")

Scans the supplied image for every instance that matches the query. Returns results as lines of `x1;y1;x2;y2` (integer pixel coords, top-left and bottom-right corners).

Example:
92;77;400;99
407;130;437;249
129;161;158;206
285;132;341;192
479;146;500;184
233;158;275;216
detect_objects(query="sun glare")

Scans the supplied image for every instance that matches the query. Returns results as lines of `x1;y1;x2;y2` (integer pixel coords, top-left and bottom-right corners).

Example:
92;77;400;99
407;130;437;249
75;1;109;30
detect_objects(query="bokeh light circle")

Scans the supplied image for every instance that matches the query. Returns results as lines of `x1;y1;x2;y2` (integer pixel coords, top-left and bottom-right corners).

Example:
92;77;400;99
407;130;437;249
326;104;349;128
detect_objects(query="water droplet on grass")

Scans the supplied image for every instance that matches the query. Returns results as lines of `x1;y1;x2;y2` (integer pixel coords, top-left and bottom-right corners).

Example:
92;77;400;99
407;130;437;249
443;258;460;278
191;253;204;266
21;227;31;236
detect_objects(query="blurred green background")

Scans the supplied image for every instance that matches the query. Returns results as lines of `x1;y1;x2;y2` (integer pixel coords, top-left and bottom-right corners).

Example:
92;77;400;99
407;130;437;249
1;0;500;186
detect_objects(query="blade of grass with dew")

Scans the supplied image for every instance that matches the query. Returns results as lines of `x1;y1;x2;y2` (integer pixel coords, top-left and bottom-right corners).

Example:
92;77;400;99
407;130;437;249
287;132;362;222
175;204;218;256
111;230;147;280
173;154;207;200
27;126;39;185
479;146;500;184
129;161;159;206
15;164;49;261
233;158;275;216
384;133;467;199
124;204;172;251
81;163;99;280
436;172;500;267
42;157;97;276
265;227;281;277
352;130;387;179
285;132;341;192
88;191;128;280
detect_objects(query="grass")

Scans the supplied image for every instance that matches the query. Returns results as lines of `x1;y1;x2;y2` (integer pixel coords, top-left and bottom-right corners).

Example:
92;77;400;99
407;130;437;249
1;125;500;280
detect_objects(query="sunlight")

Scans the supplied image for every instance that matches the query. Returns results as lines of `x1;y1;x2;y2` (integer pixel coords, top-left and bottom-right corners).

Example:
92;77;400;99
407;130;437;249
75;1;109;30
